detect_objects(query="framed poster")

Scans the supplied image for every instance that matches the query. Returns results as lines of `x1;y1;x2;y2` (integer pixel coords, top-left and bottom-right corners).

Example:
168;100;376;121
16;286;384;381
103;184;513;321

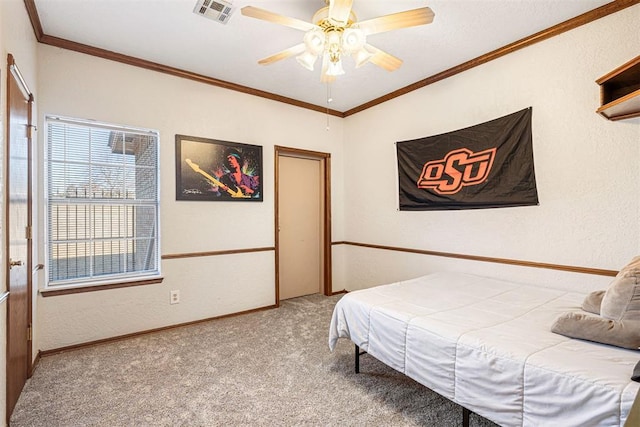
175;134;263;201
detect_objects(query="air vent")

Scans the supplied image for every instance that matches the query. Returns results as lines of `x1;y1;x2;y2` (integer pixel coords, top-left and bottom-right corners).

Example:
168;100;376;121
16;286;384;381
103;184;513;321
193;0;235;24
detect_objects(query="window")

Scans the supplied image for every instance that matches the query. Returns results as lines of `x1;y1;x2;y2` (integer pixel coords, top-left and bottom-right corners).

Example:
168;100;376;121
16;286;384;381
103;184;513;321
45;116;160;287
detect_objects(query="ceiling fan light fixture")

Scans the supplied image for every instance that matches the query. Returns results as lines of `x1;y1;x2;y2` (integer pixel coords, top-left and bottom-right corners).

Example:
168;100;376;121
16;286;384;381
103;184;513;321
296;51;318;71
304;29;326;55
326;30;342;48
342;28;365;53
326;57;345;76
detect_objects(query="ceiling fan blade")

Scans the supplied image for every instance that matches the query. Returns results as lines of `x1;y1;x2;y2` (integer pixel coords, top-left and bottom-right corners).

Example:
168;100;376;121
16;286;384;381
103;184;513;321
258;44;306;66
366;44;403;71
241;6;317;32
329;0;354;26
357;7;435;36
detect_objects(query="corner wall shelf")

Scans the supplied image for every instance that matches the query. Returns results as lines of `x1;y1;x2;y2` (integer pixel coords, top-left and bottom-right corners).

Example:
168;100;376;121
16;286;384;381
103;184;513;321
596;55;640;121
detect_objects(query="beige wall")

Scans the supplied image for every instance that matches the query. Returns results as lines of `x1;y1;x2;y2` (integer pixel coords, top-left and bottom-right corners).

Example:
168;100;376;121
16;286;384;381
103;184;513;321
35;45;346;350
342;5;640;292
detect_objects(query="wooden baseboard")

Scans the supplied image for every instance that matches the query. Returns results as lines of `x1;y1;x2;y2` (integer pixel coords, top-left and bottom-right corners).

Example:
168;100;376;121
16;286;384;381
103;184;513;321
29;350;42;377
39;304;278;357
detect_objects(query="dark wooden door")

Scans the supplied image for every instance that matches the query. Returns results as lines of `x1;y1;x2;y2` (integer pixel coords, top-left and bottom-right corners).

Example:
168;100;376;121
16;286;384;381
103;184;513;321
6;54;33;422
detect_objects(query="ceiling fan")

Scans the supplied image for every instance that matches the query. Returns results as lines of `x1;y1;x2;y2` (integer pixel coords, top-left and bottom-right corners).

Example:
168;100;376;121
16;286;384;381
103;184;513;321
241;0;435;81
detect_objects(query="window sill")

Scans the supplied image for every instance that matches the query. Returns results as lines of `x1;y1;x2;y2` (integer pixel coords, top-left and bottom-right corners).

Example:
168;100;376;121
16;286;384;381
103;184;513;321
40;276;164;297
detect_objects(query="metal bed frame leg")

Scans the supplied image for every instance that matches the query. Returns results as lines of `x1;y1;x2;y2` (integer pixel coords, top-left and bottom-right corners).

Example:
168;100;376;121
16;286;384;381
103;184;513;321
462;406;470;427
354;344;366;374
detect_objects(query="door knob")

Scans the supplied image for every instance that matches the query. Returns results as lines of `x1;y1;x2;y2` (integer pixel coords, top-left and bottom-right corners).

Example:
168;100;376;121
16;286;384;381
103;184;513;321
9;259;23;269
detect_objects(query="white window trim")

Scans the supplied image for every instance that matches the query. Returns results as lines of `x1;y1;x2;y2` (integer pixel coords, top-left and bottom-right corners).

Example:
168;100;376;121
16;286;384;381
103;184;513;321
44;115;162;289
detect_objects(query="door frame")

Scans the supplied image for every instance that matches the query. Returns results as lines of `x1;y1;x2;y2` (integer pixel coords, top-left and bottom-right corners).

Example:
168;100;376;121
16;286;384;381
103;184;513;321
5;53;34;422
274;146;331;306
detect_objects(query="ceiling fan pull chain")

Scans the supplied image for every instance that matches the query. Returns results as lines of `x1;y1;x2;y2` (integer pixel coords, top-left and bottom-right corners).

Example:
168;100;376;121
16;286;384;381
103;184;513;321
326;82;332;131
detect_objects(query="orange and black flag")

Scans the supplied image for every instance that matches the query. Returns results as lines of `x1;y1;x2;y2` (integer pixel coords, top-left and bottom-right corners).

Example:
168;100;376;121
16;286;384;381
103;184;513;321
397;107;538;211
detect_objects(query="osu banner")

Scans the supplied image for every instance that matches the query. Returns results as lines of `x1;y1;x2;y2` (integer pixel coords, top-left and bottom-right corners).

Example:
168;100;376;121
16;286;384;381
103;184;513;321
397;108;538;211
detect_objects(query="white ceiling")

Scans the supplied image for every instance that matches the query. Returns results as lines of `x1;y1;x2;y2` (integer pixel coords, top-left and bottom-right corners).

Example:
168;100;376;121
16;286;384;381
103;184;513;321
33;0;613;112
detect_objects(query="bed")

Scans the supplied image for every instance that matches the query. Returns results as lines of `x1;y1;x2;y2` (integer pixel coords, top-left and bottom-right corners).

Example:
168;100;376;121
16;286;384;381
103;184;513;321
328;271;639;426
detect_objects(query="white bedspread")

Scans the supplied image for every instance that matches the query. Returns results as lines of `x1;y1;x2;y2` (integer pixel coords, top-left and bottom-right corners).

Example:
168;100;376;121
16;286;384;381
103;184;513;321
328;272;640;427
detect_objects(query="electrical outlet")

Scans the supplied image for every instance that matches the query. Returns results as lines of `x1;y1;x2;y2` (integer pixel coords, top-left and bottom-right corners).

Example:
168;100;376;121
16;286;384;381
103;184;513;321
170;290;180;305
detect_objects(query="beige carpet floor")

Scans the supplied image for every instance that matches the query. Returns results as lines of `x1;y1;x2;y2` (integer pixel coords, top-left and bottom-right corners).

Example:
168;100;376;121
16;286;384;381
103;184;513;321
11;294;498;426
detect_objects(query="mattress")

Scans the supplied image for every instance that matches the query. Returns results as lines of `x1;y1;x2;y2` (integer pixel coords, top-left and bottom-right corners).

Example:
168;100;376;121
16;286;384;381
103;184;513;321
328;272;639;426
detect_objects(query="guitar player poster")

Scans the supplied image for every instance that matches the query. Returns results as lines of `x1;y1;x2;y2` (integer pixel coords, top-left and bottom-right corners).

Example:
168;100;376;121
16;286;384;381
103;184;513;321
175;135;263;201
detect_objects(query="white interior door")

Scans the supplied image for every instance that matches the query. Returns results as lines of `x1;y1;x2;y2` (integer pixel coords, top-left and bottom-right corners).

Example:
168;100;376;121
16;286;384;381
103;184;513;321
278;155;321;300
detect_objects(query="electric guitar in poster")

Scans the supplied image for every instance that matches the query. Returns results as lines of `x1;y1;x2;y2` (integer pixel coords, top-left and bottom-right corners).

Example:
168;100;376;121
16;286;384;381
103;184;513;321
185;158;249;198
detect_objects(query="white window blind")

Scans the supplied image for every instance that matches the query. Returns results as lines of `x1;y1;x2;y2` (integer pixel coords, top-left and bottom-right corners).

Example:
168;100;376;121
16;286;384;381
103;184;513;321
46;116;160;287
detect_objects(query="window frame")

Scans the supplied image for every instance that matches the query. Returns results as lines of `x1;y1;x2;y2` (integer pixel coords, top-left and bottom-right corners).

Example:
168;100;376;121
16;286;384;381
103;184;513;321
44;115;162;290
